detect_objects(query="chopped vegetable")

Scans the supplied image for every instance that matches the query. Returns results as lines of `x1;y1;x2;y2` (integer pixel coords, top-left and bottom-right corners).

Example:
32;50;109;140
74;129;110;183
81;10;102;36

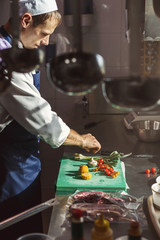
92;167;100;172
110;171;119;178
81;173;92;180
74;153;94;161
88;158;98;167
79;165;89;174
74;151;132;168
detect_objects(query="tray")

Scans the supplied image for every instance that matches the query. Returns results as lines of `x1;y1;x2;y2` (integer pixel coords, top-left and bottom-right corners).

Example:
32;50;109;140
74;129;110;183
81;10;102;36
148;195;160;238
56;156;127;195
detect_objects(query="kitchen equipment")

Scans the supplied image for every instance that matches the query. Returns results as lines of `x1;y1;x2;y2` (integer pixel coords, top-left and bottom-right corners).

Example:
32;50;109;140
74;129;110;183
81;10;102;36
123;111;160;130
0;198;55;230
56;157;127;195
115;221;148;240
17;233;53;240
102;0;160;112
47;0;105;96
152;0;160;18
151;183;160;209
156;176;160;183
148;195;160;238
91;214;113;240
130;120;160;142
115;236;147;240
102;77;160;112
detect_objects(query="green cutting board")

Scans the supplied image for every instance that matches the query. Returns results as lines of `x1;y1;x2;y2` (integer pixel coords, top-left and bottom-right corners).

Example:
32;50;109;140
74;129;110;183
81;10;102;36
56;156;127;195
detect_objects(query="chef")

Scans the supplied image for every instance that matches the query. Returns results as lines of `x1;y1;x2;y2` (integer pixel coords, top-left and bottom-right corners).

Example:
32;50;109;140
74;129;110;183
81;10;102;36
0;0;101;239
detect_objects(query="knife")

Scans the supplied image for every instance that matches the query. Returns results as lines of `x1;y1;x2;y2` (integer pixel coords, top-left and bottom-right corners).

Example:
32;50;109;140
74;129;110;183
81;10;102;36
0;198;56;230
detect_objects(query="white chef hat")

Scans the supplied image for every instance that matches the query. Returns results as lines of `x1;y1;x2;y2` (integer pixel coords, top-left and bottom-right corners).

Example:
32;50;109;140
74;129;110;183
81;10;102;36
19;0;58;16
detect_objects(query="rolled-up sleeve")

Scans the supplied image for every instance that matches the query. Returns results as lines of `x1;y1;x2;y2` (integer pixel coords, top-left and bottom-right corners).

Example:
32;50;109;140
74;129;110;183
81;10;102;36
0;71;70;148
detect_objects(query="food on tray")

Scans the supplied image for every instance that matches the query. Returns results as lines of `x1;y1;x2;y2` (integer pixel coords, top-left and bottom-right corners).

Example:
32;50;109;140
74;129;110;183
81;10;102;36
72;191;124;204
88;158;98;167
81;173;92;180
78;165;91;180
66;191;147;225
70;203;133;222
92;163;119;178
74;151;132;168
79;165;89;174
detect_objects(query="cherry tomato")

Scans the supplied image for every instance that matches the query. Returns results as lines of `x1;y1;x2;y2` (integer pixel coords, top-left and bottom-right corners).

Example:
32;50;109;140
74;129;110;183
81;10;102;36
109;167;114;173
98;158;104;164
100;165;106;169
145;169;150;174
98;162;102;166
105;169;111;175
151;168;156;174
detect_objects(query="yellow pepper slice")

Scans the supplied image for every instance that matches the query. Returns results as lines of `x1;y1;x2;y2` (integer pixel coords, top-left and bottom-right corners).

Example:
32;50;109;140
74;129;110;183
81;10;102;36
81;173;92;180
79;165;89;174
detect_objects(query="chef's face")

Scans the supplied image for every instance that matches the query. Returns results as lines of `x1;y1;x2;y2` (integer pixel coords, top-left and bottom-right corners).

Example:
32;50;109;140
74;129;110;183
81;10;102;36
20;12;59;49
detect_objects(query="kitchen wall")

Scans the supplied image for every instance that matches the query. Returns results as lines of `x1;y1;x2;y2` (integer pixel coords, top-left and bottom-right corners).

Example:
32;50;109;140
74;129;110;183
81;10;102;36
40;0;129;116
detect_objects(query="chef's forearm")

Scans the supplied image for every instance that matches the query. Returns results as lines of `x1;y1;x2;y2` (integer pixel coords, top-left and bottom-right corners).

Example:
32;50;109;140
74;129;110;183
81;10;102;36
63;129;101;153
63;129;83;147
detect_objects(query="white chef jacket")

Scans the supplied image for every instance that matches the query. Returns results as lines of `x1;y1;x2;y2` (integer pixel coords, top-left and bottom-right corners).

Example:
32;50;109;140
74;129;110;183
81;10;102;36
0;35;70;148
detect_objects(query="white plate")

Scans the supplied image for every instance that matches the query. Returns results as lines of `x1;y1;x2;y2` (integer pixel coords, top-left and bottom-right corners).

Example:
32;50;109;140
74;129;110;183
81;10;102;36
156;176;160;183
115;236;148;240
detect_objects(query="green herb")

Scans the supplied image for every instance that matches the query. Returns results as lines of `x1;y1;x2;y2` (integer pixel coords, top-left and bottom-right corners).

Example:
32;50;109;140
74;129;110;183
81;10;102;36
74;151;132;168
74;153;99;161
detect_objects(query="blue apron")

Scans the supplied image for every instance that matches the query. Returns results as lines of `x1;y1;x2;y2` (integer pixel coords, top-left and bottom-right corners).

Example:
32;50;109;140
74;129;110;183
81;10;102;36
0;26;41;202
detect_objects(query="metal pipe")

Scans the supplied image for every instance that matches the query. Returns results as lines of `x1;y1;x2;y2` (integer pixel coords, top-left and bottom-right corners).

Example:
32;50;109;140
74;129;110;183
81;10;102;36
127;0;145;77
71;0;82;52
10;0;20;47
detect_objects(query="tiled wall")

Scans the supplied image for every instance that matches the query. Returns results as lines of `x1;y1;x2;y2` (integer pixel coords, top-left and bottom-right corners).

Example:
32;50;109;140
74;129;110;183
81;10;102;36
40;0;129;118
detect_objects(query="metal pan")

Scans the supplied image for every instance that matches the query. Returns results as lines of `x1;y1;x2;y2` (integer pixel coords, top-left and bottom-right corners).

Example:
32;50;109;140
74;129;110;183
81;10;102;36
47;0;105;95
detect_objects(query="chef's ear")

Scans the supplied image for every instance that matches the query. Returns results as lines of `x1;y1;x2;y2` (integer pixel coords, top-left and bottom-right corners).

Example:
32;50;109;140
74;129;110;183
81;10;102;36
21;13;33;28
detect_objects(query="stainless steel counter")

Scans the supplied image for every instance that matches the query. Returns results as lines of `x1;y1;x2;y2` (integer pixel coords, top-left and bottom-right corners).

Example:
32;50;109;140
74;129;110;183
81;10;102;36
48;153;160;240
47;113;160;240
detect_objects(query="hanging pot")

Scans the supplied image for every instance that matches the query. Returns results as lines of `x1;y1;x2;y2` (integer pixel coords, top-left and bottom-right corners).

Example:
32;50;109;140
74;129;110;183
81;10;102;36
46;0;105;95
102;0;160;112
102;76;160;112
152;0;160;18
1;47;44;73
47;51;105;95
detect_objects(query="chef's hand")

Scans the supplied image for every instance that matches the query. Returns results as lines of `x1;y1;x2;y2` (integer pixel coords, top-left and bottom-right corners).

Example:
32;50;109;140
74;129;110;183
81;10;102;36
63;129;101;153
81;133;101;153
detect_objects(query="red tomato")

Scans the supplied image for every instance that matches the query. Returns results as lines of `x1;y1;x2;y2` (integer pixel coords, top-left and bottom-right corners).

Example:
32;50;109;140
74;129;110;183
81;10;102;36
99;158;104;164
151;168;156;174
98;162;102;166
145;169;150;174
105;169;111;175
109;168;114;173
100;165;106;169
